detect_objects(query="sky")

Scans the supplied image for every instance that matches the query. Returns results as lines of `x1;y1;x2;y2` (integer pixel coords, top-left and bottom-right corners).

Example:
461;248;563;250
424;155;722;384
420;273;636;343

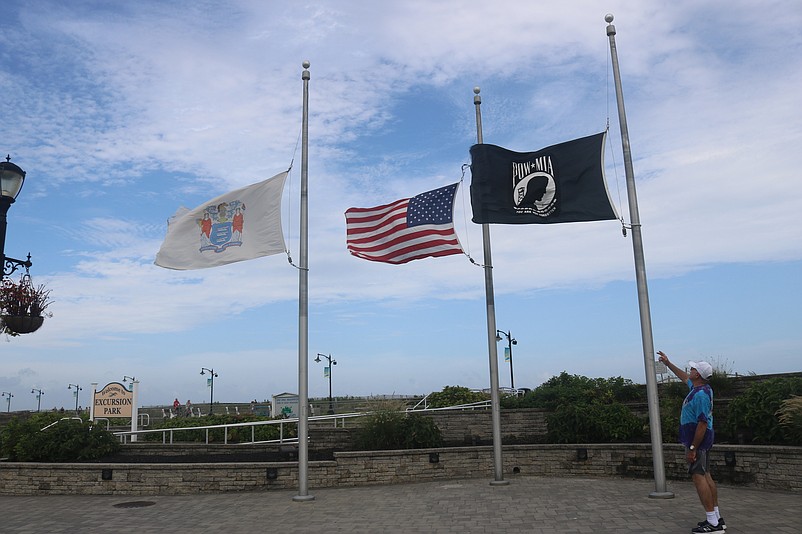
1;0;801;412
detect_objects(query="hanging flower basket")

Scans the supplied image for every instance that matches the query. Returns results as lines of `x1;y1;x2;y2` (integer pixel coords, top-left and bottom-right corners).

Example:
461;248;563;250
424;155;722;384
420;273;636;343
1;315;44;334
1;274;53;336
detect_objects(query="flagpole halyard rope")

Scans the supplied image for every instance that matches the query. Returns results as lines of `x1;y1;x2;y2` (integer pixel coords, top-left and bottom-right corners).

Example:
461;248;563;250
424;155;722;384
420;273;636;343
284;123;304;266
458;163;486;268
605;92;629;236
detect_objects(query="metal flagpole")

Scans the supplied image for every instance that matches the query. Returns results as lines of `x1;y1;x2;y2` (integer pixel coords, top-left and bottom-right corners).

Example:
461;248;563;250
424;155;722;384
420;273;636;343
293;60;314;502
473;87;508;486
605;14;673;499
130;380;139;442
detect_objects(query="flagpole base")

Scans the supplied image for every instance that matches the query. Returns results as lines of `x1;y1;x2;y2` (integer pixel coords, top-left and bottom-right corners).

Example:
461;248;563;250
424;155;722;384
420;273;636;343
292;494;316;502
648;491;674;499
489;479;510;486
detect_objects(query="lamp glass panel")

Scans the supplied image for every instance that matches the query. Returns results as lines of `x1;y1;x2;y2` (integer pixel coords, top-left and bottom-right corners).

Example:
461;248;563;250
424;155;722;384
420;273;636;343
0;170;24;199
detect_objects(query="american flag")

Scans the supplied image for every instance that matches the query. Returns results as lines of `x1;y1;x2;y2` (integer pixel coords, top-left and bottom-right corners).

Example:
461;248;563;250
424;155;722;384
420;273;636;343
345;183;464;264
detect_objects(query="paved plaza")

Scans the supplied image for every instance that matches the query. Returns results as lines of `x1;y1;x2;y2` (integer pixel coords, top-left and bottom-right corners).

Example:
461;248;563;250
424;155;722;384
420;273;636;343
0;476;799;533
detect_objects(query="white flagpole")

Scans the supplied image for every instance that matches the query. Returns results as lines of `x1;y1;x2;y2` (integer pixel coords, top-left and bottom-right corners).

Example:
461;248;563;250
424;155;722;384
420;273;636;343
605;14;673;499
130;380;139;442
473;87;508;486
293;60;314;502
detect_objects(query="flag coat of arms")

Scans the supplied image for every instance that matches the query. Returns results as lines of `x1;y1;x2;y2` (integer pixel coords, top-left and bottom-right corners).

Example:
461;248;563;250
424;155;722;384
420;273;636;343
155;171;288;270
345;182;464;264
469;132;618;224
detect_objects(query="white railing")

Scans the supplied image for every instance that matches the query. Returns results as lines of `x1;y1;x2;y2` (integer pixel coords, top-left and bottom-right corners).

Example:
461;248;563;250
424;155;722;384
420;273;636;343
114;404;490;445
94;418;111;430
407;399;492;412
40;417;83;431
113;412;367;445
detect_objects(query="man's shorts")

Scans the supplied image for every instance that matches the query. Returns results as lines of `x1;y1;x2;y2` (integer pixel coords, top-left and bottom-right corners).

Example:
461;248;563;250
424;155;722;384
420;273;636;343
688;447;711;475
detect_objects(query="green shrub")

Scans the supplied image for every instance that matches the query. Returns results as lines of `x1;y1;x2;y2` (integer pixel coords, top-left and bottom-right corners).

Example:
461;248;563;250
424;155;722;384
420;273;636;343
0;413;120;462
707;370;735;397
426;386;489;408
725;377;802;444
547;402;647;443
500;391;533;409
522;372;644;410
144;414;292;443
354;409;442;450
777;396;802;445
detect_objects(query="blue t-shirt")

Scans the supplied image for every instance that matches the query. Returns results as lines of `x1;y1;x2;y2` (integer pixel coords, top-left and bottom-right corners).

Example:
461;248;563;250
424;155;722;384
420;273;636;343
679;379;714;450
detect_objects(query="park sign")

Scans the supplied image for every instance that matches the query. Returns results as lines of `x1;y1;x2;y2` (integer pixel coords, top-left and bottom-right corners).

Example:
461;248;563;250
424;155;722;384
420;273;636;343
93;382;133;418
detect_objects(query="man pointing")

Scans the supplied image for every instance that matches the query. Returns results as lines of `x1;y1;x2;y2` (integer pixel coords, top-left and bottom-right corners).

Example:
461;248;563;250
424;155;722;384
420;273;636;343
657;350;725;532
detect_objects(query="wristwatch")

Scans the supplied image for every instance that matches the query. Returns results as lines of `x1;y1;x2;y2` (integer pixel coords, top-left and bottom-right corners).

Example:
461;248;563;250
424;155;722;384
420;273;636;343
689;445;696;451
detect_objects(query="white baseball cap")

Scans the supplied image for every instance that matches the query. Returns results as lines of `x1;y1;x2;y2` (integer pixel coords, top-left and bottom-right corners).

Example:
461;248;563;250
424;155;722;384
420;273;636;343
688;361;713;380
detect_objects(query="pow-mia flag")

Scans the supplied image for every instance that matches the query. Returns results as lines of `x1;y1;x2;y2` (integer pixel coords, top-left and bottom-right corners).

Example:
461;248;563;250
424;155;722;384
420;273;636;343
469;132;618;224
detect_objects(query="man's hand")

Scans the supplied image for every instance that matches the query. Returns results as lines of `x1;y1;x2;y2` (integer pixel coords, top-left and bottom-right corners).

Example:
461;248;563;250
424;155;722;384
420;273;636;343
686;449;697;463
657;350;669;364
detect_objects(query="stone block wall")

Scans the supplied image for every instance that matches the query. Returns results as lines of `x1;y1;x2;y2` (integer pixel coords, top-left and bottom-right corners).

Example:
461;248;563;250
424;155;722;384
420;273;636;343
2;443;799;496
427;408;549;445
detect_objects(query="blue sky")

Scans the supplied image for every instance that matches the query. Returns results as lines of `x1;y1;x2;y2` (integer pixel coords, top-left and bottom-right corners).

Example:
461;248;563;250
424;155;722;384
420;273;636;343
2;1;801;411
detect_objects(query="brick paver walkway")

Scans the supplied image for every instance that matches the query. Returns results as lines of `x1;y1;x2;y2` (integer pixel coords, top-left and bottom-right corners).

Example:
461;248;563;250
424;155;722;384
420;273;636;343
0;476;799;533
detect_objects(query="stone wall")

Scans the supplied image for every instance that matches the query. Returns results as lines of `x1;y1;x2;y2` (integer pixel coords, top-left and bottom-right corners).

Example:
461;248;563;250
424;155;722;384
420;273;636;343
2;443;799;496
428;408;549;445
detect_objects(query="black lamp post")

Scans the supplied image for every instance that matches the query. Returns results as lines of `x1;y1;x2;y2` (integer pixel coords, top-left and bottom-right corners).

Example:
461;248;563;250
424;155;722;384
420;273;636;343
0;156;32;277
67;384;82;413
1;391;12;412
495;330;517;390
31;388;44;412
200;368;218;415
315;353;337;414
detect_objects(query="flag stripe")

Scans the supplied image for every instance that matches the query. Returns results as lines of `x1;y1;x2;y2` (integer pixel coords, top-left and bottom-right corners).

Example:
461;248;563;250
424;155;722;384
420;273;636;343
345;183;464;264
350;239;464;264
348;226;460;254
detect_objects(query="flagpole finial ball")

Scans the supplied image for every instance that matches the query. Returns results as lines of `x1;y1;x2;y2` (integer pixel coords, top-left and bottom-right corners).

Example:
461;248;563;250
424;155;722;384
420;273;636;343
303;60;310;69
605;14;614;23
474;87;480;95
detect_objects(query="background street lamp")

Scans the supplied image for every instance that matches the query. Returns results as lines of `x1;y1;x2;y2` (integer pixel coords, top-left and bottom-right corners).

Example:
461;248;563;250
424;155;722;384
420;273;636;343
2;391;13;412
200;368;218;415
0;156;32;277
67;384;82;413
31;388;44;412
495;330;517;390
315;353;337;414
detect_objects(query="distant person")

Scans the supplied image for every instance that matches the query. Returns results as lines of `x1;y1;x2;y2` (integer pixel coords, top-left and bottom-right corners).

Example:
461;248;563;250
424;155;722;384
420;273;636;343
185;399;193;417
657;351;725;532
173;398;180;413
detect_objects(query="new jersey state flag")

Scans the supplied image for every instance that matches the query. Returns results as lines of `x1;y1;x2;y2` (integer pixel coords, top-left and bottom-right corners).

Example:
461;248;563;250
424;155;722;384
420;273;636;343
155;171;287;270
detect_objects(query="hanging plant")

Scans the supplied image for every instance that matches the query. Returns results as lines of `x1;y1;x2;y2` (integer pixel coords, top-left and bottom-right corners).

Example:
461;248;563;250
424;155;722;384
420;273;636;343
1;274;53;336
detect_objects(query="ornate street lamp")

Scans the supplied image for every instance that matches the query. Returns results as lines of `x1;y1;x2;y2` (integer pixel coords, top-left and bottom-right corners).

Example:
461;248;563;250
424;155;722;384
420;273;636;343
315;353;337;414
495;330;517;390
2;391;13;412
31;388;44;412
0;156;32;277
68;384;82;413
200;368;218;415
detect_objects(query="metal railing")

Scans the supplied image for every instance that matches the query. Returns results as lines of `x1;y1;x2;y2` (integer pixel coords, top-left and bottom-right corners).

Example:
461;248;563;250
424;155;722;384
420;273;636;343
113;412;367;445
407;398;492;412
40;417;83;431
114;402;492;445
407;399;490;412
